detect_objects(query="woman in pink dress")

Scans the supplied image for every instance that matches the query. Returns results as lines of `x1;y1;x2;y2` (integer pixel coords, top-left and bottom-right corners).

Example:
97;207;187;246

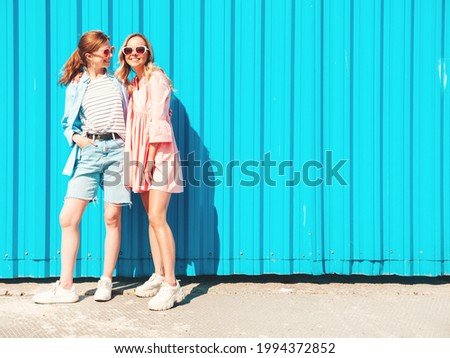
116;33;184;311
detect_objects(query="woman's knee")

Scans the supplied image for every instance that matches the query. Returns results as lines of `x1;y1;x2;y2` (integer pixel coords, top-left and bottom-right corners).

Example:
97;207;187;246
104;208;121;228
59;210;80;229
148;211;167;229
59;199;88;230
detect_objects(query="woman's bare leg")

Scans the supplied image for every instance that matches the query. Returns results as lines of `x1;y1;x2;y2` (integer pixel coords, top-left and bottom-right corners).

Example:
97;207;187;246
59;198;89;289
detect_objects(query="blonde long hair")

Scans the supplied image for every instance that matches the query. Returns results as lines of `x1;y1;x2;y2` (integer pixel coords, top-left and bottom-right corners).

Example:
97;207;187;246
59;30;110;86
115;33;173;93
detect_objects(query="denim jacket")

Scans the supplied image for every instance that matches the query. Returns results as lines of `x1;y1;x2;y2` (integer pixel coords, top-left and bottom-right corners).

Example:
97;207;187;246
61;72;129;176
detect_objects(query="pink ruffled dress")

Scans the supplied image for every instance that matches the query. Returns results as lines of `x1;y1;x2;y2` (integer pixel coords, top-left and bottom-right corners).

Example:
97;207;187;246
125;71;183;193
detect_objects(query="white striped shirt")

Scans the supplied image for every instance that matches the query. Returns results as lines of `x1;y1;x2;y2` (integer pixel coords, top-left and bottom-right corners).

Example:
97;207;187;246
80;75;126;136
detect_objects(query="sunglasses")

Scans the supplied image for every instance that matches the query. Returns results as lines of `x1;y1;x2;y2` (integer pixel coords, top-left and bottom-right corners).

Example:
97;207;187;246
96;46;115;57
122;46;149;55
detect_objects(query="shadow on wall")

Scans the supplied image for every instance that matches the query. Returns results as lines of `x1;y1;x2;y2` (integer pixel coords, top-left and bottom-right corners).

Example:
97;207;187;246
118;94;220;283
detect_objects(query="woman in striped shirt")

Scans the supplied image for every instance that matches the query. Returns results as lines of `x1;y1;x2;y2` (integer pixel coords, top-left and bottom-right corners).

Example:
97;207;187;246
33;30;130;304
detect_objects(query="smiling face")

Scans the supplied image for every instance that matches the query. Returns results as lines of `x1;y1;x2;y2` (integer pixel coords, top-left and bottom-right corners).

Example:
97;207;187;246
85;40;113;71
123;36;149;73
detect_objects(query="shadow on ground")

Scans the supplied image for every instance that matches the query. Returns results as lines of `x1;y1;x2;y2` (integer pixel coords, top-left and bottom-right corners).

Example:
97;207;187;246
2;273;449;298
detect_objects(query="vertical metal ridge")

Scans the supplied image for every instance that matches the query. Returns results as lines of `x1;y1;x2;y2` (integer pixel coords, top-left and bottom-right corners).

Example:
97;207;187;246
177;0;190;269
349;0;355;273
259;0;266;273
76;0;83;279
108;0;113;41
169;0;174;79
440;0;445;271
379;0;385;265
200;0;205;141
289;0;296;274
12;0;19;277
320;0;325;274
409;0;415;274
171;0;181;275
139;0;144;34
45;0;51;277
77;0;82;36
229;0;235;273
199;0;206;271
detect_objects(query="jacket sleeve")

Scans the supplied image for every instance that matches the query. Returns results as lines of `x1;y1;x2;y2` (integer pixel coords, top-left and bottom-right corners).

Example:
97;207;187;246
148;73;173;144
61;84;82;147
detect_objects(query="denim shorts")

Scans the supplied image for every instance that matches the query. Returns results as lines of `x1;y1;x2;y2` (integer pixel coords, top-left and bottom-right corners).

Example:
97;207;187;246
66;138;131;206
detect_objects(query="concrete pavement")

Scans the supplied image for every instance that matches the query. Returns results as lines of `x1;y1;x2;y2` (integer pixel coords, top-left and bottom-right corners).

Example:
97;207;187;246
1;274;450;338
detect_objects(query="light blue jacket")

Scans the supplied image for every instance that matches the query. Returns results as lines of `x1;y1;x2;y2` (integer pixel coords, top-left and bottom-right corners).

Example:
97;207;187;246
61;72;129;176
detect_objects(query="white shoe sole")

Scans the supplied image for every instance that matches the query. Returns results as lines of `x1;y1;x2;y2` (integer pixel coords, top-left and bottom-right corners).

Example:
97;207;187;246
148;293;184;311
135;286;161;298
32;295;79;304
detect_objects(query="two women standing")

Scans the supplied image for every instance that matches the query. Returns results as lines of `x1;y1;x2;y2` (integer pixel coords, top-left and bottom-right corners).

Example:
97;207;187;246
32;30;183;311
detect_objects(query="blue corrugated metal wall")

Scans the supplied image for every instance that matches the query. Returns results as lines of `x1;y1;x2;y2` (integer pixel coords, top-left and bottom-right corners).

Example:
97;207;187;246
1;0;449;278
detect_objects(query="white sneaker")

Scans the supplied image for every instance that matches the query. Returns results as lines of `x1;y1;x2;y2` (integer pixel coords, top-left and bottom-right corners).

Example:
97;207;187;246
32;281;79;304
135;273;165;298
147;281;184;311
94;276;113;301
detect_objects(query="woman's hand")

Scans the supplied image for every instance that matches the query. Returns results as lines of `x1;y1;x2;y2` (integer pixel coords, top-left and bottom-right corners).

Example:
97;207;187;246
73;134;97;149
144;160;154;185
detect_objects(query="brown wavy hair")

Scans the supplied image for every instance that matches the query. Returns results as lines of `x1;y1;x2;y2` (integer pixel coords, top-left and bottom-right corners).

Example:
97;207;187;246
58;30;110;86
115;33;173;93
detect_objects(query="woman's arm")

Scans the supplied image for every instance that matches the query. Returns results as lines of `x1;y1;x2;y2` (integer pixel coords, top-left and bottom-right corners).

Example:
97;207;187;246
61;83;96;149
61;84;80;147
144;142;159;185
148;72;172;144
144;72;172;184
